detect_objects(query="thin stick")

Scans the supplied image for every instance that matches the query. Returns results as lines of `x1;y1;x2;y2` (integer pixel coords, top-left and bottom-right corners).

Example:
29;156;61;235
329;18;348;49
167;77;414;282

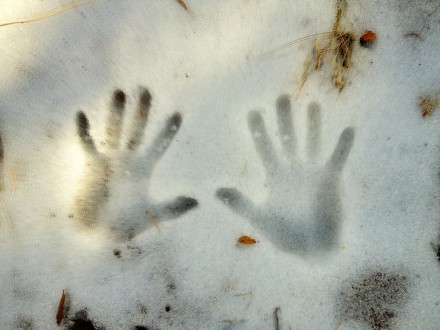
146;211;160;231
274;306;281;330
403;32;423;41
0;0;98;28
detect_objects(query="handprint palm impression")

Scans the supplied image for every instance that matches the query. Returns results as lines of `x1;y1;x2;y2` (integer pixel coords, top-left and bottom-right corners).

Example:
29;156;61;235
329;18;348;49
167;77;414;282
217;95;354;254
74;87;198;240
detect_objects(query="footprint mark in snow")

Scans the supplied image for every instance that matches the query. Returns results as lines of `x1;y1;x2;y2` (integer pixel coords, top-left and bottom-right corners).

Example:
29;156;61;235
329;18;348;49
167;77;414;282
74;87;198;240
216;95;354;254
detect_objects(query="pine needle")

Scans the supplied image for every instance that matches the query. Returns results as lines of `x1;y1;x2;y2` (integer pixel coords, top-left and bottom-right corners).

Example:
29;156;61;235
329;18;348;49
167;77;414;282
0;0;98;28
146;211;160;231
296;0;355;96
0;193;16;246
266;31;333;55
176;0;191;14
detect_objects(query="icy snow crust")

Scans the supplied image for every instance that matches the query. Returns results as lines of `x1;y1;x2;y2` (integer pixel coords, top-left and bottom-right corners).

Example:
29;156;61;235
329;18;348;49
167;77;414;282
0;0;440;329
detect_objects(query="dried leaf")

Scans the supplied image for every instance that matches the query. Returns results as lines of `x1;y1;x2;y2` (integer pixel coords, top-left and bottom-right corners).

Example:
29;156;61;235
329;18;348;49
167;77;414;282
176;0;190;14
56;289;66;326
360;30;376;47
237;235;257;245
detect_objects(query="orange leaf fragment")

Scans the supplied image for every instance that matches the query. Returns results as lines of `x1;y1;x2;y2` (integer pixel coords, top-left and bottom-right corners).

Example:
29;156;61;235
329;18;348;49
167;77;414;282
360;30;376;47
56;289;66;326
360;30;376;42
237;235;257;245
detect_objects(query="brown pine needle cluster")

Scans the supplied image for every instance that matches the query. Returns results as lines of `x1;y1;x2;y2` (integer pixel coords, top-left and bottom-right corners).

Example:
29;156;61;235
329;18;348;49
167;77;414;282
298;0;355;95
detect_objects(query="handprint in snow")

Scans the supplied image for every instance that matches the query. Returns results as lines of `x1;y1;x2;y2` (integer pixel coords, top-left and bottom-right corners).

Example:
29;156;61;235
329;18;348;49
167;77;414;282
74;87;198;240
216;95;354;254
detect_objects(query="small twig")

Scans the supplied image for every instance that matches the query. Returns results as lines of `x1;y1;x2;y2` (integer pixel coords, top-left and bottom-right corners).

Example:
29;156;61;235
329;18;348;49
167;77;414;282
403;32;423;41
146;211;160;231
274;306;281;330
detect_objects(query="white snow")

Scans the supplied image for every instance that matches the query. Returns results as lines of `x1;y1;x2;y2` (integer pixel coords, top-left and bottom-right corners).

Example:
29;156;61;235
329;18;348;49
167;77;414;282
0;0;440;329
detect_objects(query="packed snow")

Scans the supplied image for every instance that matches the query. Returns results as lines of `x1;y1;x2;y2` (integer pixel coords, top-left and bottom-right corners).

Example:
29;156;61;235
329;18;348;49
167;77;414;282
0;1;439;329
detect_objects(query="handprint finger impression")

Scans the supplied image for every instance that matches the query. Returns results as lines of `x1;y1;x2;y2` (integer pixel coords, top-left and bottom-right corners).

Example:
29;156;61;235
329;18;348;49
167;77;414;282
74;87;198;240
217;95;354;255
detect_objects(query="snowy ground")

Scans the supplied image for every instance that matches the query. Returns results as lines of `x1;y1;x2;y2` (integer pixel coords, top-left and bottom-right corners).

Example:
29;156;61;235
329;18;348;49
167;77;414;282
0;0;440;329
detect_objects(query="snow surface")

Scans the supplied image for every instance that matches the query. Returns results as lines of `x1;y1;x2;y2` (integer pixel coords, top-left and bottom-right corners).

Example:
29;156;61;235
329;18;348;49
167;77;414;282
0;0;440;329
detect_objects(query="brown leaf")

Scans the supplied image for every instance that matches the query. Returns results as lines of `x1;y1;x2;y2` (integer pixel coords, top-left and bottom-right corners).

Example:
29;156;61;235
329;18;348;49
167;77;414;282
237;235;257;245
56;289;66;326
